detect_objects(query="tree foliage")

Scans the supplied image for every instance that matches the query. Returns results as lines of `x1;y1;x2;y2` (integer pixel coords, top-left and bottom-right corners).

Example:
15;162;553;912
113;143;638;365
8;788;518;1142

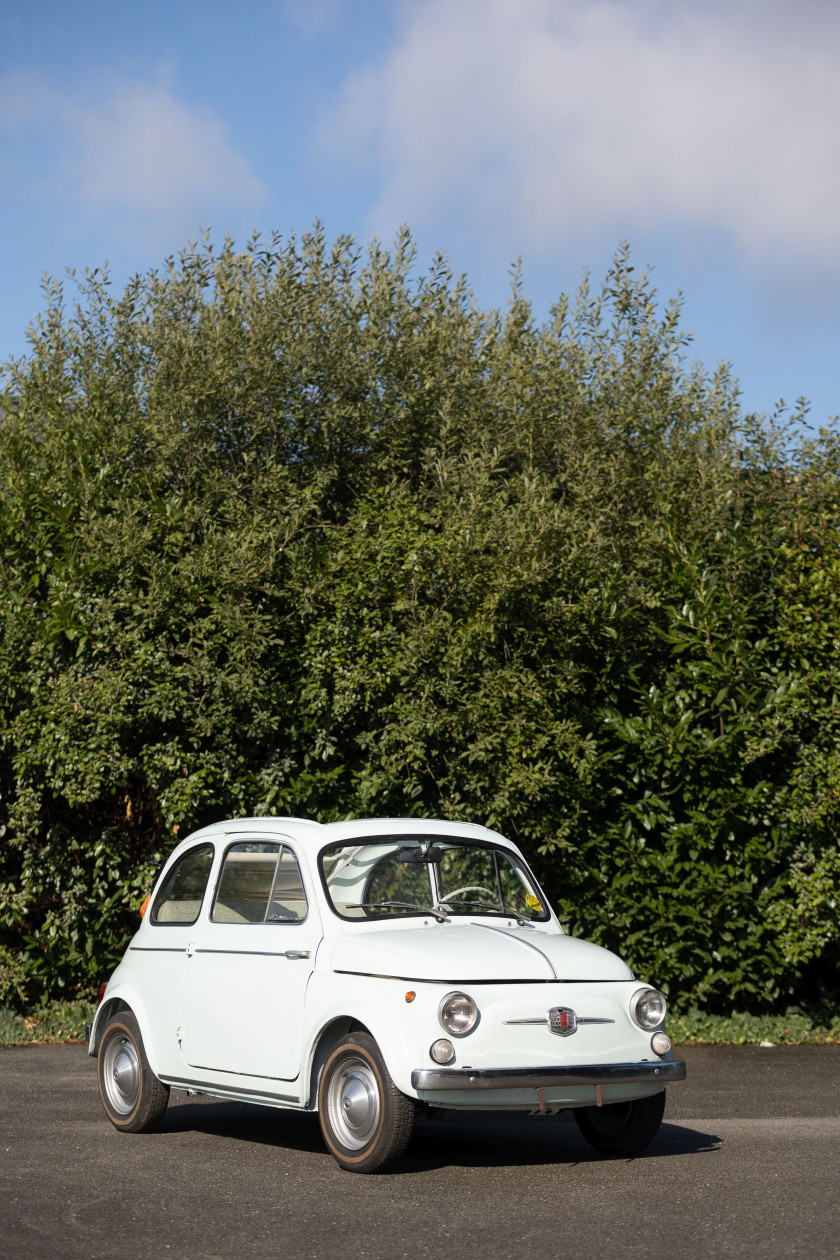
0;227;836;1010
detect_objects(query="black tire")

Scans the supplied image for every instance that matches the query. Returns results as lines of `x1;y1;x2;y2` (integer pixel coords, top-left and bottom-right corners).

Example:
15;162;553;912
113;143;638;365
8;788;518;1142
97;1011;170;1133
574;1089;666;1157
317;1032;414;1173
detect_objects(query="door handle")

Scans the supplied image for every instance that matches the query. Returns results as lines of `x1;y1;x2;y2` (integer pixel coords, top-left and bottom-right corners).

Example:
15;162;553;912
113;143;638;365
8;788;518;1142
284;949;310;959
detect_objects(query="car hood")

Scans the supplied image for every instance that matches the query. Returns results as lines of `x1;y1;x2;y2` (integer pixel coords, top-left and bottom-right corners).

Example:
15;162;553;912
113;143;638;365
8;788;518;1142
328;922;633;983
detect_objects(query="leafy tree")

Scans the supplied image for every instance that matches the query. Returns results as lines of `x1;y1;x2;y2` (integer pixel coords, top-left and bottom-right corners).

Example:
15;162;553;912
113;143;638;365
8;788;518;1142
0;228;835;1011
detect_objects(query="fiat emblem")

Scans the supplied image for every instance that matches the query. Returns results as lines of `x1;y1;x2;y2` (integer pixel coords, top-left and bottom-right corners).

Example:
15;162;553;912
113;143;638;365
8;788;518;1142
548;1006;578;1036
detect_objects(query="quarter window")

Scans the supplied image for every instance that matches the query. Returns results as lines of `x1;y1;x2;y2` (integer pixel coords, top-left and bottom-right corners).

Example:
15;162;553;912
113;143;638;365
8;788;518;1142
212;843;308;923
151;844;214;925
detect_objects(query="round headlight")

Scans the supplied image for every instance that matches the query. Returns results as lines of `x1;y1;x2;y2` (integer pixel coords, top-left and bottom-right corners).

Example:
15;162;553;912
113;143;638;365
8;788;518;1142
430;1038;455;1064
630;987;667;1030
438;991;479;1036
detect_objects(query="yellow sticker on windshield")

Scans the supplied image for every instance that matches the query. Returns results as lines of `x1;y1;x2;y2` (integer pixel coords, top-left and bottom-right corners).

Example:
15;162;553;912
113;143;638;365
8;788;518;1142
525;894;542;911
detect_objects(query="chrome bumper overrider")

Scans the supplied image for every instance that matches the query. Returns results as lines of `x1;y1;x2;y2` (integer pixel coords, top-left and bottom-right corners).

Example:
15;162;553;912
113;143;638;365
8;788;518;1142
411;1060;687;1091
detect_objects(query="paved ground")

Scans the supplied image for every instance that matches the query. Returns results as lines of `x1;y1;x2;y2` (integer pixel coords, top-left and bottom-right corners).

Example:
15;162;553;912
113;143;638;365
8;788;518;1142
1;1042;838;1259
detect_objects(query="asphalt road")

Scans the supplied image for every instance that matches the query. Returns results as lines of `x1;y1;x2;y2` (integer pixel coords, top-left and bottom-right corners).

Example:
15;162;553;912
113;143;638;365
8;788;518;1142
1;1043;838;1259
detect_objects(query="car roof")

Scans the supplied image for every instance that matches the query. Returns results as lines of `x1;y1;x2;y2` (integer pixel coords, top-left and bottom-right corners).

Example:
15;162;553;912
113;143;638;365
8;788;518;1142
165;815;515;864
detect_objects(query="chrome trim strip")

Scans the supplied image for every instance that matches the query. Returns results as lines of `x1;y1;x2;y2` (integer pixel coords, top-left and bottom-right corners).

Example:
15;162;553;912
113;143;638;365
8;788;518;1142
411;1060;687;1091
161;1074;298;1102
504;1016;615;1026
332;969;621;985
192;948;311;958
473;924;557;978
129;947;185;953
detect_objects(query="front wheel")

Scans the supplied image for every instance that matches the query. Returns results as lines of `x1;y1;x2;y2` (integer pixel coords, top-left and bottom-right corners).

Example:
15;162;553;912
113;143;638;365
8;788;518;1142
97;1011;170;1133
318;1032;414;1173
574;1089;665;1157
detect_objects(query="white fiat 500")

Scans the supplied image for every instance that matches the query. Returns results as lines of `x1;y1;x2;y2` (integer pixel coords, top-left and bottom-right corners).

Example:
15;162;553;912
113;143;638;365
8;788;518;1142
89;816;685;1172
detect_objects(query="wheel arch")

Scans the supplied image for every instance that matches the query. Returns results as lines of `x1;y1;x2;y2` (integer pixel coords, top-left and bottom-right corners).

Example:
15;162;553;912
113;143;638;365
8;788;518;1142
302;972;423;1101
88;991;161;1073
305;1015;372;1110
89;997;131;1055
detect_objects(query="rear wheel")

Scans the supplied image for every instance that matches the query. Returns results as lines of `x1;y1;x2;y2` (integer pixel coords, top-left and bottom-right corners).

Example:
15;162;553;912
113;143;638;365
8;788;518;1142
318;1032;414;1173
574;1089;665;1157
97;1011;170;1133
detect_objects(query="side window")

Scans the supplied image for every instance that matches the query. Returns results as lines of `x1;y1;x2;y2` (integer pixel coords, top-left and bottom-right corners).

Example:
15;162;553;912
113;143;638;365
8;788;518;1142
151;844;214;925
268;847;307;922
212;843;308;924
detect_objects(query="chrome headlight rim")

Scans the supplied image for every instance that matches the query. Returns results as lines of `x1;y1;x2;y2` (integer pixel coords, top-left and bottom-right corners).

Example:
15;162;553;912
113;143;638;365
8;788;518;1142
629;986;667;1030
438;990;479;1037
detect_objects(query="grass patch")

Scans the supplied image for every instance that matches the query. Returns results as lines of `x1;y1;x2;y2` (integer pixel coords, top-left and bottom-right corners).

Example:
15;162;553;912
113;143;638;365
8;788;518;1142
670;1006;840;1045
0;999;97;1046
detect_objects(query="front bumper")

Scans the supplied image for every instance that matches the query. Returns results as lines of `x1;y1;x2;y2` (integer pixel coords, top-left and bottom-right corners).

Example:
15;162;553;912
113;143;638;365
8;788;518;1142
411;1059;686;1091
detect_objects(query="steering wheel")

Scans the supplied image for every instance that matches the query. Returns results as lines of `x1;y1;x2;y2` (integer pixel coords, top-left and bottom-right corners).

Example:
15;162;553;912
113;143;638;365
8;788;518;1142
440;885;497;904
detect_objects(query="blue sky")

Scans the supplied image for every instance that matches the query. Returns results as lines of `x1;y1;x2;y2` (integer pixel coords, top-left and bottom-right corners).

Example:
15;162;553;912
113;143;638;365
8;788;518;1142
1;0;838;427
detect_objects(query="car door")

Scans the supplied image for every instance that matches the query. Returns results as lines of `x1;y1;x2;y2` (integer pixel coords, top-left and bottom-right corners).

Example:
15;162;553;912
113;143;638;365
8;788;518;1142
179;839;321;1081
139;841;216;1075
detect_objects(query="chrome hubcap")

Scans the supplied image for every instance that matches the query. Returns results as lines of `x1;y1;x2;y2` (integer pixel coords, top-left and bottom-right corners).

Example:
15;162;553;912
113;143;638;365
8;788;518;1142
327;1055;380;1150
102;1034;140;1115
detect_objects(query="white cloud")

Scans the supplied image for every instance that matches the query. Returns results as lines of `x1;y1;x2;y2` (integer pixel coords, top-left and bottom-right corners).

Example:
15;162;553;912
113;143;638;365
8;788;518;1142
319;0;840;266
277;0;346;38
0;71;267;243
70;84;266;219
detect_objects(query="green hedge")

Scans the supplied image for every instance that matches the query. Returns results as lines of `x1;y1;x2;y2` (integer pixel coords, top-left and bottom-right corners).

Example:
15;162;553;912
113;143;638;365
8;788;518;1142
0;999;96;1046
0;229;837;1012
670;1007;840;1046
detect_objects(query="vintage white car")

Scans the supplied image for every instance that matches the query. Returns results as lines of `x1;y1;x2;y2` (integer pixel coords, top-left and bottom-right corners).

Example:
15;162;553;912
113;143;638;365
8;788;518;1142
89;816;685;1172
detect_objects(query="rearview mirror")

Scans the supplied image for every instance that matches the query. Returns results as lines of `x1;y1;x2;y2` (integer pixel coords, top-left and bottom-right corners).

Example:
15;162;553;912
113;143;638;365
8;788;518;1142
397;846;443;864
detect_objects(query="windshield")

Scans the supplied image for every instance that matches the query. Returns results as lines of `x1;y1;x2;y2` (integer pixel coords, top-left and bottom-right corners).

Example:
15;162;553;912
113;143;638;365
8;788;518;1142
319;835;550;923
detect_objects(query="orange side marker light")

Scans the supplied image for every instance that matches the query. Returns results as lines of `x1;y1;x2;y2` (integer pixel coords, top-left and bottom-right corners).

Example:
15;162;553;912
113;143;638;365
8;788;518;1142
405;991;416;1003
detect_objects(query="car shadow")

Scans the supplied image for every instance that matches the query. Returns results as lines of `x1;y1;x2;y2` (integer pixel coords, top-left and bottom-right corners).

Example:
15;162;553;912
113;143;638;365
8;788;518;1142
162;1095;325;1153
161;1096;721;1168
399;1113;721;1172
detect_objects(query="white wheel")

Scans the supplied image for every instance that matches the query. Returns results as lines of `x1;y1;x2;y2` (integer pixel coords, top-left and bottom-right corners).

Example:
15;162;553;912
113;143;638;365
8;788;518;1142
101;1029;141;1116
318;1033;414;1173
97;1011;170;1133
325;1053;381;1150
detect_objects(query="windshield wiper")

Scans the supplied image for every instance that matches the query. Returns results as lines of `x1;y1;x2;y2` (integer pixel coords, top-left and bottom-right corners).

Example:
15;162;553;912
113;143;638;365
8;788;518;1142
347;900;448;924
437;899;527;926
